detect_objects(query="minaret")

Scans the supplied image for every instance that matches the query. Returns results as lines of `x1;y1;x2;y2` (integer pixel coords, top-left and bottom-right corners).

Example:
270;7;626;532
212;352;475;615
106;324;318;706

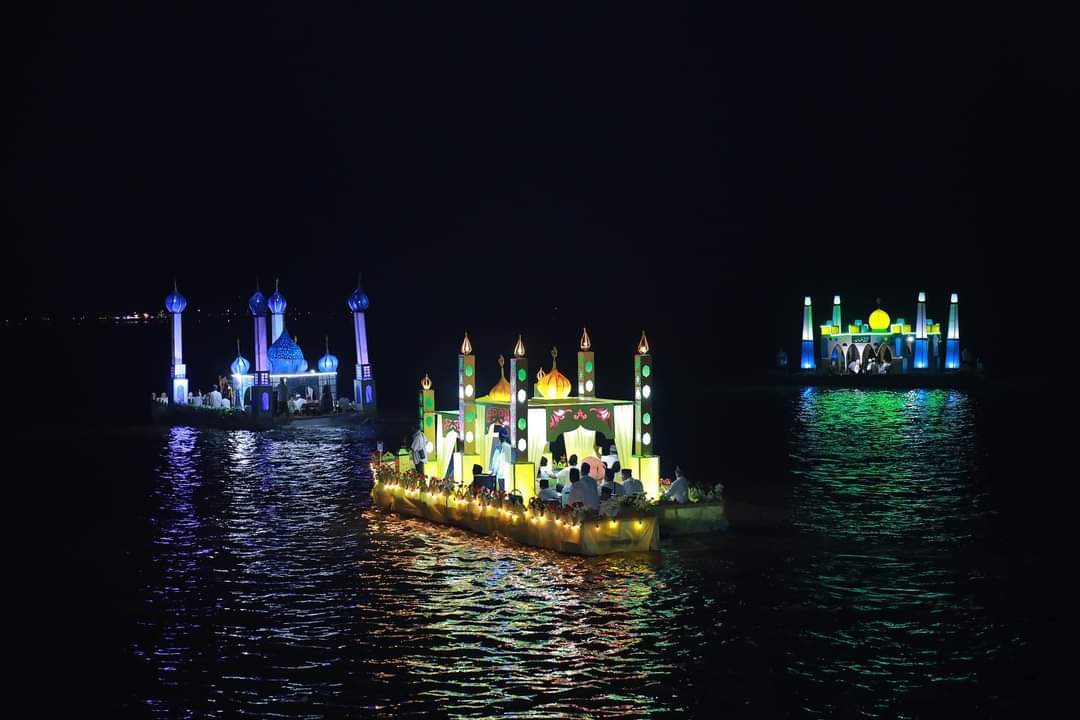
634;331;660;498
268;278;287;343
249;282;273;422
317;336;339;400
914;291;928;369
419;374;436;474
229;338;250;410
577;327;595;397
832;295;842;327
945;293;960;370
510;335;534;502
164;282;188;405
801;296;816;370
458;332;479;485
347;274;376;413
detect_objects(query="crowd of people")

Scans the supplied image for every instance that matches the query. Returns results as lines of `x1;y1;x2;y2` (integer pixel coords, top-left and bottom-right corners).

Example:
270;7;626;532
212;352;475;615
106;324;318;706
410;427;693;512
155;376;358;414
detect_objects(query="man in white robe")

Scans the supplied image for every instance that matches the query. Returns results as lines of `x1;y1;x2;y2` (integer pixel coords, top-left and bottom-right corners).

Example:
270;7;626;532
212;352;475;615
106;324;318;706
662;466;690;504
208;388;223;408
410;425;428;477
620;468;644;496
568;467;599;511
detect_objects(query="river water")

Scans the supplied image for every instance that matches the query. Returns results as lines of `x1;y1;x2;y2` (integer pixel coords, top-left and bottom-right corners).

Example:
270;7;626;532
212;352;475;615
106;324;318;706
10;384;1052;717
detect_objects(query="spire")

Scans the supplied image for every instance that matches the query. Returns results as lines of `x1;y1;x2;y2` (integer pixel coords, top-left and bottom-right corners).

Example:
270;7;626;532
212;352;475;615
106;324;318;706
637;331;650;355
460;332;473;355
580;327;592;351
421;373;432;391
325;335;330;354
275;277;280;292
498;353;506;377
513;334;526;358
551;346;559;369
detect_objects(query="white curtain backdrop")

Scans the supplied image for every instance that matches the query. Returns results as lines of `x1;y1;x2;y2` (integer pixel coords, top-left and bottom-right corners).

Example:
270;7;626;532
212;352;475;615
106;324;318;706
437;427;458;479
528;407;547;467
563;426;597;466
614;404;634;467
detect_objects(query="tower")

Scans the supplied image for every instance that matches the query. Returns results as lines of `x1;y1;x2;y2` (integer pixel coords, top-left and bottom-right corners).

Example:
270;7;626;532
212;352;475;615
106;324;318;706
458;332;480;484
945;293;960;370
229;338;250;410
801;296;816;370
634;331;660;498
914;291;929;369
267;278;287;343
164;282;188;405
832;295;842;327
249;284;273;423
509;335;534;502
577;327;595;397
348;274;376;413
419;374;436;473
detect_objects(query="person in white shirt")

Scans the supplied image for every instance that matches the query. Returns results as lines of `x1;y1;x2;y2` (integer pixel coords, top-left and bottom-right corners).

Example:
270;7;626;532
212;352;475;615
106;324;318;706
159;393;169;405
535;457;556;495
410;425;428;477
495;436;512;492
555;454;578;491
662;466;690;504
601;444;620;469
620;468;644;496
567;467;599;511
538;478;559;502
221;396;231;409
208;388;223;408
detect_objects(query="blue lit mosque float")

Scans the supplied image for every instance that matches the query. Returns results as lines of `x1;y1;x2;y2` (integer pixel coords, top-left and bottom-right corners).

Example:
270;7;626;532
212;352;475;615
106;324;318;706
153;275;378;430
779;291;979;385
370;330;728;557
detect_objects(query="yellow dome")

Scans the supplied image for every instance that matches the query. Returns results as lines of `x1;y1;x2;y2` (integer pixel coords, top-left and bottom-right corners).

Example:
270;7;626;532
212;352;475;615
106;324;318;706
479;355;511;402
868;307;891;331
535;347;572;399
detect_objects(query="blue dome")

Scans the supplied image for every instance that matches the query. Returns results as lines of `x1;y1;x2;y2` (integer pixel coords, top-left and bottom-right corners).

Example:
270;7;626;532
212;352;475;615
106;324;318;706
267;330;308;374
248;290;268;317
347;287;370;313
318;352;339;373
267;289;287;314
165;289;187;314
230;353;251;375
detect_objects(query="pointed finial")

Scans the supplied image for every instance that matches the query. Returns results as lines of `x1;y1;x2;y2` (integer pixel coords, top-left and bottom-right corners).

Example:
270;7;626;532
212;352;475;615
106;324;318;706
536;368;546;382
580;327;591;351
498;354;506;377
876;297;882;306
637;331;650;355
325;335;329;353
551;346;559;368
173;278;178;292
236;337;241;355
256;276;261;292
357;271;363;288
421;373;432;391
460;332;473;355
513;334;526;358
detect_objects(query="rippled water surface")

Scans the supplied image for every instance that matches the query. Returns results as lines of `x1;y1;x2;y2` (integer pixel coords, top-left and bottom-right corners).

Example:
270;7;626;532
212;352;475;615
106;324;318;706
49;388;1049;717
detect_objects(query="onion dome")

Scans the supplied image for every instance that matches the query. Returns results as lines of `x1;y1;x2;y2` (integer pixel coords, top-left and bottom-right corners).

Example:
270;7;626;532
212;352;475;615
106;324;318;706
347;273;370;312
535;347;572;399
267;278;287;314
164;282;187;313
267;330;308;374
480;355;511;402
317;336;339;373
249;287;268;317
868;300;891;332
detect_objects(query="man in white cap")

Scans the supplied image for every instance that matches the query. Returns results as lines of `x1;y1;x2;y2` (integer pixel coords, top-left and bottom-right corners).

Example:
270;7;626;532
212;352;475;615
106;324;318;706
602;444;620;469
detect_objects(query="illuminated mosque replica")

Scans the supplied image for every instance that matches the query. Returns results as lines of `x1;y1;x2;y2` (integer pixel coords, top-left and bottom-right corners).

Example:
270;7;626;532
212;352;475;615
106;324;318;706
161;275;377;428
413;329;661;504
799;291;962;375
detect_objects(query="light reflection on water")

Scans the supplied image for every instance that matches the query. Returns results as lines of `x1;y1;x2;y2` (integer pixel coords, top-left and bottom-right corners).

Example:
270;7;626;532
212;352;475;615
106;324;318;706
123;392;1022;717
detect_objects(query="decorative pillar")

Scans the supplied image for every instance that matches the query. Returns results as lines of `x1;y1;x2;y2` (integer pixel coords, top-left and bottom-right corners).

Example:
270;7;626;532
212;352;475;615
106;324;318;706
577;327;595;398
419;374;436;469
249;284;273;424
914;291;929;369
165;282;188;406
268;278;287;343
945;293;960;370
801;296;816;370
317;336;339;401
348;274;377;413
823;295;841;361
230;338;250;410
510;335;534;502
634;331;660;498
458;332;480;483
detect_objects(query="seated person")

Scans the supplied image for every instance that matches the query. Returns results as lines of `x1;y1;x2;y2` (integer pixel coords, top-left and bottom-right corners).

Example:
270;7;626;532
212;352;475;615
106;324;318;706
470;463;495;492
568;467;600;511
555;454;578;489
600;467;620;497
538;478;559;502
620;468;644;496
600;486;613;502
662;467;690;503
601;444;620;469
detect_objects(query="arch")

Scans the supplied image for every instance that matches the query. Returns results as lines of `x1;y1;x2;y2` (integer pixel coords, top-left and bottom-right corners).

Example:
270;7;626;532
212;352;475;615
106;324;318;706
878;344;893;364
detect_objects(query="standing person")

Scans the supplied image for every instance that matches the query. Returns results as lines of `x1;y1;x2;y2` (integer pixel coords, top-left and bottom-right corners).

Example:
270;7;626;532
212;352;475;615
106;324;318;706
410;424;428;477
208;385;223;408
495;432;512;493
276;378;288;415
556;454;578;490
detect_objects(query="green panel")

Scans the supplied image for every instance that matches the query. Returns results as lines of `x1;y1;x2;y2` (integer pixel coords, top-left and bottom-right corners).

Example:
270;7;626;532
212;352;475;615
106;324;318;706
517;368;527;382
585;360;593;372
465;365;474;377
425;415;433;427
642;364;651;378
517;417;527;431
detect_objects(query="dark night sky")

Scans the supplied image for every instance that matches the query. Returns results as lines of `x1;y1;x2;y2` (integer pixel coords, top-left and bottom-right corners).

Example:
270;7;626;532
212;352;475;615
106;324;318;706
2;4;1074;375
